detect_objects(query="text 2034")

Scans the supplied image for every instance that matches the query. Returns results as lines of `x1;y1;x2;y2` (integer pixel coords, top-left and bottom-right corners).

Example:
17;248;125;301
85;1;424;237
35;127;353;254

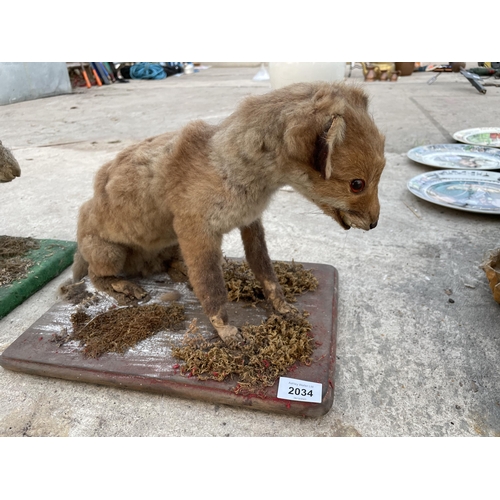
288;387;314;398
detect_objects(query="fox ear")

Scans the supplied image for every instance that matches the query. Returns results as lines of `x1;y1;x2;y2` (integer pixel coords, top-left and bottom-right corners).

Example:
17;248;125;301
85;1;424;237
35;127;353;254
345;85;369;109
313;114;346;180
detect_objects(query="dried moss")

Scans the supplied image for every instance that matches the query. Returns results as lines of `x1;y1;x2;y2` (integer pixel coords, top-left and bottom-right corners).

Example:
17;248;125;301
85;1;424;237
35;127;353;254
223;259;318;303
172;312;314;394
53;258;319;393
174;259;319;393
59;280;96;305
70;303;186;358
0;236;40;286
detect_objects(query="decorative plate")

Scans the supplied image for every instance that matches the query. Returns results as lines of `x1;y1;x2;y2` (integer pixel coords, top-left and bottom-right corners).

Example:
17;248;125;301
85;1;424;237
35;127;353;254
407;170;500;214
453;127;500;147
407;144;500;170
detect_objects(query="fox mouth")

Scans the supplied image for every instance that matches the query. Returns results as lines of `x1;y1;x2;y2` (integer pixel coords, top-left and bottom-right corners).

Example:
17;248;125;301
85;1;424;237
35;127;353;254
320;203;351;230
338;215;351;230
337;210;376;231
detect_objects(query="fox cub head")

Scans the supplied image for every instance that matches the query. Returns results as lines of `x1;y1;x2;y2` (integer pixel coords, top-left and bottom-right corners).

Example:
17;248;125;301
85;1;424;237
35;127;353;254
284;83;386;231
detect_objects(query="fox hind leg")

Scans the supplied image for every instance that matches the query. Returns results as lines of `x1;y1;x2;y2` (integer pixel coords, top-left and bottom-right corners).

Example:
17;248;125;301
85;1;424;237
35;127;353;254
79;235;149;304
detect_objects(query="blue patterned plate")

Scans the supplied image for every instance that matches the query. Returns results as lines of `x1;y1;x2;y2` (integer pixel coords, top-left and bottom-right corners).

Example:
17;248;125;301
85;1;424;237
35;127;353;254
407;170;500;214
407;144;500;170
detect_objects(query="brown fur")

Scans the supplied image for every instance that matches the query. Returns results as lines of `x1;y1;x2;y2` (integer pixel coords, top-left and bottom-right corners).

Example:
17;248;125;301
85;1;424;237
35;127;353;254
73;82;386;342
0;141;21;183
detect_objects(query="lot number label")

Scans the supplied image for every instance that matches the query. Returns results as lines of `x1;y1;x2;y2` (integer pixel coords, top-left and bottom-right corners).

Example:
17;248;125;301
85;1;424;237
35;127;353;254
277;377;322;403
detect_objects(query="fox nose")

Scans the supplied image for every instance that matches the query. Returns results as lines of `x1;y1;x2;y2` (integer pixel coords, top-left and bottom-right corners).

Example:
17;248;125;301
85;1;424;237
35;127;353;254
369;221;378;229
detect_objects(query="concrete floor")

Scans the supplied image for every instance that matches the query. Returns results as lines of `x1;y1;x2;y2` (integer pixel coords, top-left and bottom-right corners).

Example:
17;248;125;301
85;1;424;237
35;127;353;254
0;65;499;437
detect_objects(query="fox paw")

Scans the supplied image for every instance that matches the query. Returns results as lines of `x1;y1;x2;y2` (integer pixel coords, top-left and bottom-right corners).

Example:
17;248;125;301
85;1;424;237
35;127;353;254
272;297;294;315
111;280;150;302
217;325;244;344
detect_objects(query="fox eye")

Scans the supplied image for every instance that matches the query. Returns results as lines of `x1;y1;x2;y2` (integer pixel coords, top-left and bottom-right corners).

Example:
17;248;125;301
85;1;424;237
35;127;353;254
350;179;365;193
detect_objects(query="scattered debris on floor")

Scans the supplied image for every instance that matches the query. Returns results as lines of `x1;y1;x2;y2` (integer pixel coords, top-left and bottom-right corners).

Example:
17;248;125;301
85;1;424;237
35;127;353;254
481;249;500;304
0;236;40;287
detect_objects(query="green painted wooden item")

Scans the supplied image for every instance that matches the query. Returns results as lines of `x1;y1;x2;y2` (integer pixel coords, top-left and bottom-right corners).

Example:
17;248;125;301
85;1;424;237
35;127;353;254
0;239;76;319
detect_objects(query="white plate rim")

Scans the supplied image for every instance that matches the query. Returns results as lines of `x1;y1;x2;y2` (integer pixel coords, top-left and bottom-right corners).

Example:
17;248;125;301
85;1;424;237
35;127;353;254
407;169;500;214
452;127;500;147
407;143;500;170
